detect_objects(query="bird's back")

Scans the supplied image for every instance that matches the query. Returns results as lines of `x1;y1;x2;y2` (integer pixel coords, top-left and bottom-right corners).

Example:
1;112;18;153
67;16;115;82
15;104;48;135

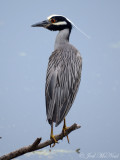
45;43;82;126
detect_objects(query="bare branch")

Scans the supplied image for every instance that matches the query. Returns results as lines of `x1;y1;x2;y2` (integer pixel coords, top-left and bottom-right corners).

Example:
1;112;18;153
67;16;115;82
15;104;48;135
31;138;42;148
0;123;81;160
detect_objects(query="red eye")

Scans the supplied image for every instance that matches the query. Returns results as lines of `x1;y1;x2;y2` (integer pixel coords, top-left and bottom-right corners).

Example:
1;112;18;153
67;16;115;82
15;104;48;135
51;18;56;23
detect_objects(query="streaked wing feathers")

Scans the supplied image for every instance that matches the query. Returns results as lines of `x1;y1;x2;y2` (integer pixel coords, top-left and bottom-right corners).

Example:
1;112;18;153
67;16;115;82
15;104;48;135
45;48;82;126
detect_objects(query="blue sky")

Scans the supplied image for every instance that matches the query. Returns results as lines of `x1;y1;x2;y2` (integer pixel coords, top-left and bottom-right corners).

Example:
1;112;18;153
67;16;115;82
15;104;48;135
0;0;120;159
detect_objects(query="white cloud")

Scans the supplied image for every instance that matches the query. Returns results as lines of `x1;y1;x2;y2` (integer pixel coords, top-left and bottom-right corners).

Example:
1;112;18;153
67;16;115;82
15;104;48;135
26;149;75;158
110;41;120;49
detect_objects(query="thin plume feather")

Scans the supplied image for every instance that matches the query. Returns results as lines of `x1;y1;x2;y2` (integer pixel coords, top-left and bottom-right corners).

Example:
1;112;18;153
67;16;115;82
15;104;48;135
66;17;91;39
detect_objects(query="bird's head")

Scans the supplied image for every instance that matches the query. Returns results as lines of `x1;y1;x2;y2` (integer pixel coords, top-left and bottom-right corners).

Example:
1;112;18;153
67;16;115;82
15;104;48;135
32;15;72;31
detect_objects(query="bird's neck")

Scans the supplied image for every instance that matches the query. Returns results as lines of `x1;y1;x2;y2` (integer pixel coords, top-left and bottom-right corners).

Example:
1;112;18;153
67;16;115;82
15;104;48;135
54;28;71;50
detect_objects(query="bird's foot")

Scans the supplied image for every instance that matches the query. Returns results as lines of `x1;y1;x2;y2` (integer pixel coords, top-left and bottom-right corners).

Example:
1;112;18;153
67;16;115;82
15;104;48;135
50;135;58;147
62;126;70;143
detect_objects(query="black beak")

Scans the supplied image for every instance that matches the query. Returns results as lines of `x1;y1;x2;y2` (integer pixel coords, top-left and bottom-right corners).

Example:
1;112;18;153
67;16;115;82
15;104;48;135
31;20;50;27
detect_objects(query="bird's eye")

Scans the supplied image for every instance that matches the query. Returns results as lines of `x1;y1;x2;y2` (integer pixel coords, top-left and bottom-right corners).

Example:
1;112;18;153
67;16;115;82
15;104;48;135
51;18;56;23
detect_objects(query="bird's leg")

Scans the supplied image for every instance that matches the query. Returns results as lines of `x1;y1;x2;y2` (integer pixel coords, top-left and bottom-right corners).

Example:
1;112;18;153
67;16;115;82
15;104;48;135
50;122;58;147
62;118;70;143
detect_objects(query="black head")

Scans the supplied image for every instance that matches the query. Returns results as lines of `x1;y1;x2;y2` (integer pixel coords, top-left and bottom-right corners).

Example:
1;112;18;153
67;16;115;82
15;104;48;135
32;15;73;31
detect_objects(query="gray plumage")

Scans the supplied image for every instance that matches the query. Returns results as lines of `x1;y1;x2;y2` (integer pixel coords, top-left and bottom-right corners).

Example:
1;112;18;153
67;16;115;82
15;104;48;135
45;28;82;127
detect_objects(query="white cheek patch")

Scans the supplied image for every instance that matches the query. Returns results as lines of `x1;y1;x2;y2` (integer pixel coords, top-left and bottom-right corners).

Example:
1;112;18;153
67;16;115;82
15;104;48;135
53;21;67;25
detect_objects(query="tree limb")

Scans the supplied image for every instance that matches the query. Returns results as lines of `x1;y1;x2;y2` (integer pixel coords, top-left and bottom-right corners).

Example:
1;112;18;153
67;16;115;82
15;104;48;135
0;123;80;160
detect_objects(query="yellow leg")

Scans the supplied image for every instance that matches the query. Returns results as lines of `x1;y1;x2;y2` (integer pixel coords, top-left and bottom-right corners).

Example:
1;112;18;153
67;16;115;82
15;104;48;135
50;122;58;147
62;118;70;143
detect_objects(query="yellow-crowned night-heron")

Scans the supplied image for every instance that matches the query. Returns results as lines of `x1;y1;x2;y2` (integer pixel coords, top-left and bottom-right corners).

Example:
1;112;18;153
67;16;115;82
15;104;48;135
32;15;82;146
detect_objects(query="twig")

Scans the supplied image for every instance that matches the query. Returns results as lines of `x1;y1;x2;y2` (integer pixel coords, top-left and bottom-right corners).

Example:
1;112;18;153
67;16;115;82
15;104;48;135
0;123;80;160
